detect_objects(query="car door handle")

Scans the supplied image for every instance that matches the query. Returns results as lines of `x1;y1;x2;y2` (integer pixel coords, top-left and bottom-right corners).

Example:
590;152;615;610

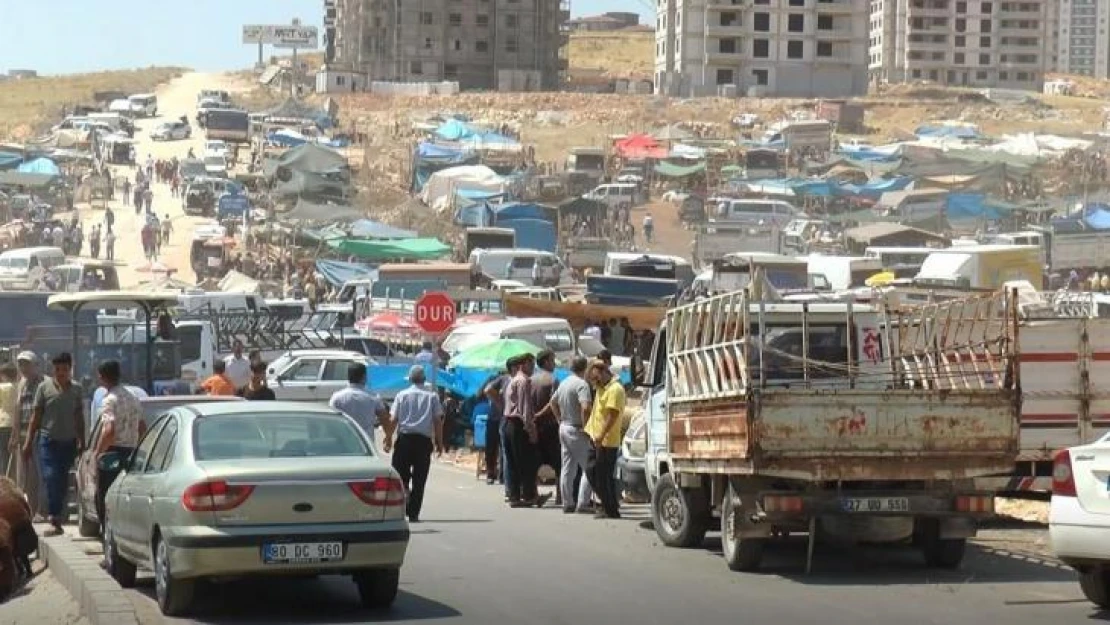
308;385;316;390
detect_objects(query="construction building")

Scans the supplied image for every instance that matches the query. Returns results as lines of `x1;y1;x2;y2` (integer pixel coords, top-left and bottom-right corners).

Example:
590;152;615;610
654;0;869;99
1054;0;1108;78
321;0;570;91
869;0;1055;91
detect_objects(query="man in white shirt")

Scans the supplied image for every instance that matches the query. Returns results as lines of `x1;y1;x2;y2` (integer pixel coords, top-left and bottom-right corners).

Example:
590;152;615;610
223;340;251;390
329;363;390;452
93;360;146;533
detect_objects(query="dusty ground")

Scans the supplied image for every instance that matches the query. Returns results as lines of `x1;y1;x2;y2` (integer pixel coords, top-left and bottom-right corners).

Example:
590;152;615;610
0;67;186;140
0;564;88;625
568;30;654;79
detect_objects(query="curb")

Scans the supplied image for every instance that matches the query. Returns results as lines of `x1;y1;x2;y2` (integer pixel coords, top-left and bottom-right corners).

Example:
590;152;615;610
38;532;143;625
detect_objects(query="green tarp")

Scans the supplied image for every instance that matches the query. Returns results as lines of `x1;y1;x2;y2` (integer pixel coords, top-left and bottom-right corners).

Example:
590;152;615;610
654;161;706;177
328;237;451;261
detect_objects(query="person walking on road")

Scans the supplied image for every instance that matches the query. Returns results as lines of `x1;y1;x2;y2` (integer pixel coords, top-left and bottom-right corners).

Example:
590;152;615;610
161;214;172;247
387;366;444;523
104;228;115;261
121;179;131;206
504;354;547;508
547;356;594;514
22;352;84;536
12;352;44;520
237;361;276;401
329;362;390;452
223;340;251;390
585;360;626;519
89;225;100;260
92;360;145;530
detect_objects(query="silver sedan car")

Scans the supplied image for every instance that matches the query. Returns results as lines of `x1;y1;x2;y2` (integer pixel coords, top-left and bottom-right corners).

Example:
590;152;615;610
101;401;409;617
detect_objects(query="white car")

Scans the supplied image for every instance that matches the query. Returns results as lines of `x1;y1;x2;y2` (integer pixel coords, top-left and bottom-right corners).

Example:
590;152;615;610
204;140;229;158
150;121;191;141
203;155;228;177
267;349;377;402
1050;438;1110;608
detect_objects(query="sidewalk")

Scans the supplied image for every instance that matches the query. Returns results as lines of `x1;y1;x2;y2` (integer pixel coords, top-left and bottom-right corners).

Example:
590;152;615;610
0;561;88;625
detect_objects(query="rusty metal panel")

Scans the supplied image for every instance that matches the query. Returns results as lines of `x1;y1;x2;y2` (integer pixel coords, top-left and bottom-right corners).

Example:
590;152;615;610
669;399;752;461
751;389;1019;481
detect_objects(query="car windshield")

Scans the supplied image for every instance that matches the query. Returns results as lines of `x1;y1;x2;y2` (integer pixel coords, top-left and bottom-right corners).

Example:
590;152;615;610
204;156;224;166
194;413;370;460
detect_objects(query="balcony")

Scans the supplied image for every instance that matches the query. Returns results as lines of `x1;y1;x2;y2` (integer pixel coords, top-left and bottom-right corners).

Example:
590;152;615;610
705;49;745;62
816;27;858;40
706;24;746;37
814;0;856;13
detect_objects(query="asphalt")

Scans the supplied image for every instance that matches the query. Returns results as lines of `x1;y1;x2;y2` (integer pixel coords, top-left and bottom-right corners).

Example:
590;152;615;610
101;463;1097;625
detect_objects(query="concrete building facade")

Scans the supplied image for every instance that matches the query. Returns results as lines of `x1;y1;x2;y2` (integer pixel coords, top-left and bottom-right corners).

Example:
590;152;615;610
868;0;1055;91
654;0;870;99
1055;0;1110;78
322;0;569;91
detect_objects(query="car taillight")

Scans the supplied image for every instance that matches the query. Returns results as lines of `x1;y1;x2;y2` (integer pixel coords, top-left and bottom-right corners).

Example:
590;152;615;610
1052;449;1077;497
349;477;405;507
182;480;255;512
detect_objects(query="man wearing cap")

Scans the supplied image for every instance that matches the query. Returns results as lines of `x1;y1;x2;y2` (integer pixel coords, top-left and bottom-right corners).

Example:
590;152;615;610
12;351;45;520
387;365;444;523
585;359;625;519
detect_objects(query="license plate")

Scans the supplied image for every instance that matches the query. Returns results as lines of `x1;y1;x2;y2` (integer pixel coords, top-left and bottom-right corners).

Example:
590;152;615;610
840;497;910;513
262;542;344;564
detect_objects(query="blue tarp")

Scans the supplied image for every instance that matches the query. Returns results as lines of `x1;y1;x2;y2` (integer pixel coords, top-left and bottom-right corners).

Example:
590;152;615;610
835;148;901;162
411;142;479;192
435;119;479;141
0;151;22;171
946;193;1004;221
836;176;912;199
494;217;558;253
368;364;630;399
914;124;981;139
492;202;555;223
348;219;417;240
460;132;520;149
454;202;496;227
1085;203;1110;230
17;157;59;176
315;259;376;287
417;142;467;159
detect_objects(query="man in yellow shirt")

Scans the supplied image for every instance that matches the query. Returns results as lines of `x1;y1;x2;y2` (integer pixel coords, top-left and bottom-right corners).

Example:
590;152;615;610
584;360;625;519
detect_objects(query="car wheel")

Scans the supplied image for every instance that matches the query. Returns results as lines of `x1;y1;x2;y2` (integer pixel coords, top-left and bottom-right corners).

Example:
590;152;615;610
651;473;709;548
103;521;136;588
76;499;100;538
1079;570;1110;608
721;484;765;572
916;518;966;569
354;568;400;609
154;536;195;616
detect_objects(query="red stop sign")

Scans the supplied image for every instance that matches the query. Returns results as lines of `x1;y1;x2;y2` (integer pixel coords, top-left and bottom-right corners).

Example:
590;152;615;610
414;291;456;334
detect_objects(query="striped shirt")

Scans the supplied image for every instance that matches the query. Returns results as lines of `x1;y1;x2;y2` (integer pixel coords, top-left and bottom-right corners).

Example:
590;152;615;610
504;372;534;428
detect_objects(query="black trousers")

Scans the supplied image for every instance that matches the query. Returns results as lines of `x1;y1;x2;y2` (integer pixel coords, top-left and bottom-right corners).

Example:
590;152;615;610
96;445;132;530
504;418;538;502
587;445;620;518
536;418;561;498
391;433;433;520
484;417;501;481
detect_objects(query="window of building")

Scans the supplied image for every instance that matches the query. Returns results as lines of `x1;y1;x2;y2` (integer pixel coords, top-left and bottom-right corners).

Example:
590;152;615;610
721;11;739;26
477;14;489;26
424;37;433;50
449;13;462;26
980;35;991;47
955;35;965;47
789;0;804;6
506;15;518;27
752;69;769;85
954;52;965;64
976;70;987;79
1000;71;1008;80
929;69;939;81
911;69;922;79
979;53;990;64
476;40;489;52
716;68;735;85
788;14;805;32
754;0;769;4
445;64;458;78
754;13;770;31
410;61;423;75
787;40;804;59
421;12;433;25
506;37;518;53
981;19;991;33
753;39;770;57
956;1;967;12
720;38;738;53
453;39;462;51
817;41;833;57
982;2;992;12
817;14;834;30
955;18;966;32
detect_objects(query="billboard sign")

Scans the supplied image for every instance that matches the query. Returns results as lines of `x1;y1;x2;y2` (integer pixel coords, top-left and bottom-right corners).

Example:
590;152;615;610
242;23;319;49
242;24;270;44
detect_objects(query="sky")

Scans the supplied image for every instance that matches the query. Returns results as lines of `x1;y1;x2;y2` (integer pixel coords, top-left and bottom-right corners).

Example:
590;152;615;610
0;0;652;75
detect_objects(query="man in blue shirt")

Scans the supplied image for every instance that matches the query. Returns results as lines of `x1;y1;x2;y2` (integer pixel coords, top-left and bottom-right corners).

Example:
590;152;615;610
329;362;389;452
387;366;444;522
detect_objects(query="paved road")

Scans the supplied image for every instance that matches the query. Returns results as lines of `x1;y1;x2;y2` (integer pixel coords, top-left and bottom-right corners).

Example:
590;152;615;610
103;463;1094;625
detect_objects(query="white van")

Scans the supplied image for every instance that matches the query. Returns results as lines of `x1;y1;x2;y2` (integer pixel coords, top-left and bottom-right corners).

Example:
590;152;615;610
469;249;563;287
806;255;883;291
442;318;577;364
0;247;66;290
127;93;158;118
583;183;643;211
712;198;800;229
178;290;266;315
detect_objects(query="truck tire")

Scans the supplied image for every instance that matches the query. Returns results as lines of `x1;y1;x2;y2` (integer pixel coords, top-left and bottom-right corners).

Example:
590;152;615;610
651;473;709;549
721;485;765;572
917;519;967;569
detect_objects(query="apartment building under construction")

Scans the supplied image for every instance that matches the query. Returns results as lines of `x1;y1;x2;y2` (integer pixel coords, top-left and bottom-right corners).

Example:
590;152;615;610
323;0;570;91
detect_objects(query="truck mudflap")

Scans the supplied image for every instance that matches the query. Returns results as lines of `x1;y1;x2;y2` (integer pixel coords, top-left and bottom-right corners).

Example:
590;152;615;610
759;490;995;521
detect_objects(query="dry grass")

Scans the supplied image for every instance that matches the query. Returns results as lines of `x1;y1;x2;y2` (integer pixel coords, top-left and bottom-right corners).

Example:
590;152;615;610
567;30;654;79
0;67;186;140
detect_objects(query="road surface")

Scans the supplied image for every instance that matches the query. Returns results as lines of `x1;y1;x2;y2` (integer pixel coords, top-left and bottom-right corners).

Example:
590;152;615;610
104;463;1095;625
76;72;253;288
0;568;88;625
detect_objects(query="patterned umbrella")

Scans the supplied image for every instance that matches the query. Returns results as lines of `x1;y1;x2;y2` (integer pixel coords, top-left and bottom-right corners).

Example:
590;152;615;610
355;312;420;334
